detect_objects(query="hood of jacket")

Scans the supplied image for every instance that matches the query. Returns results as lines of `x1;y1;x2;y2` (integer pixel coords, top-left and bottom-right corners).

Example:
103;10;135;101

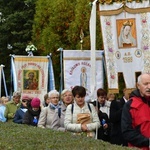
130;89;141;98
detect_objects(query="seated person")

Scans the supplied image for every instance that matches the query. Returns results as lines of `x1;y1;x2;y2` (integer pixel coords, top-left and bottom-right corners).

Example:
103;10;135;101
22;97;41;126
4;91;21;122
13;95;31;124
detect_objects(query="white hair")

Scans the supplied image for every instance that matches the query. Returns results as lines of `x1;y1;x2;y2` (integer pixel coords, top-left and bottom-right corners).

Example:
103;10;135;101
137;73;150;84
48;90;59;98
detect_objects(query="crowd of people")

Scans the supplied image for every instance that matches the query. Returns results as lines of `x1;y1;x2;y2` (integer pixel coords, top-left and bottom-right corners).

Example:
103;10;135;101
0;73;150;149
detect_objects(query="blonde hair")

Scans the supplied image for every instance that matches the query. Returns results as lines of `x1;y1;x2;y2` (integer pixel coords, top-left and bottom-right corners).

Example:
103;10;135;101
107;93;115;101
61;89;72;100
1;96;9;104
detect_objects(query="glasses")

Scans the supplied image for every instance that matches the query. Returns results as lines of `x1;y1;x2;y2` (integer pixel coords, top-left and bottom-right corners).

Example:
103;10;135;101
22;100;27;103
50;97;59;99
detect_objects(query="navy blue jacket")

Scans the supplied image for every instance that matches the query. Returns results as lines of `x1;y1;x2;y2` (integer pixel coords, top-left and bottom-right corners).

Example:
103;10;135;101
13;105;27;124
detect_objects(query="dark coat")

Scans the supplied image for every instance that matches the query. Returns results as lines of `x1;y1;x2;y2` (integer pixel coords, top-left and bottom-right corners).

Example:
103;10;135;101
13;104;27;124
90;101;111;142
22;107;41;126
97;110;111;142
109;97;127;146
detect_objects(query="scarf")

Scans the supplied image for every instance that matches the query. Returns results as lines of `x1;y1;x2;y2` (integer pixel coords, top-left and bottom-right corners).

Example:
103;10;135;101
49;103;59;110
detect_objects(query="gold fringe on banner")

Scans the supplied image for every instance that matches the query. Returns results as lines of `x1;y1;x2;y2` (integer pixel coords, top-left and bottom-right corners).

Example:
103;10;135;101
108;89;119;93
108;88;135;94
125;88;135;94
99;5;150;16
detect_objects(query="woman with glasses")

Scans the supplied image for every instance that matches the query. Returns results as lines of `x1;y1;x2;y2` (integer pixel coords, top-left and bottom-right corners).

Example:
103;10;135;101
13;95;31;124
38;90;59;129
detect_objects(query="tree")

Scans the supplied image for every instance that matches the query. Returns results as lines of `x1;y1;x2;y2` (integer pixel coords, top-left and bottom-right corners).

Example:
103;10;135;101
0;0;104;94
33;0;103;90
33;0;77;89
0;0;37;95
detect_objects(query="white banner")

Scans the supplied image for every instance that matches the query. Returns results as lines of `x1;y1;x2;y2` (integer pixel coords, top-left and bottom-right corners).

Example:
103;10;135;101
99;1;150;90
63;50;104;101
13;56;49;101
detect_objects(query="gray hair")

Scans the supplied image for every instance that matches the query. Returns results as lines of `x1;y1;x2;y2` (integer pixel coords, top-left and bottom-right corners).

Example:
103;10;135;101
137;73;150;84
48;90;59;98
13;91;21;97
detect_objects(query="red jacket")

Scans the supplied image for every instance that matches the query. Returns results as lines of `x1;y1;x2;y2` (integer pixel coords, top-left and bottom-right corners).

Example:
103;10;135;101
129;97;150;150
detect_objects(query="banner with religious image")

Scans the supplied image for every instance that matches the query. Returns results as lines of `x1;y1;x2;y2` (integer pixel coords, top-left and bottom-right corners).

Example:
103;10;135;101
12;55;51;101
63;50;104;101
99;1;150;92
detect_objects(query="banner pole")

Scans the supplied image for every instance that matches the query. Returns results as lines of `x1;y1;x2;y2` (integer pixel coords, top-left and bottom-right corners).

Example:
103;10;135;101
57;48;63;95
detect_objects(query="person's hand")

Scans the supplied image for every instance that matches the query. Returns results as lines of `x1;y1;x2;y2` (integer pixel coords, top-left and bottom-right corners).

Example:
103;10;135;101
81;124;88;132
103;123;108;129
9;113;15;119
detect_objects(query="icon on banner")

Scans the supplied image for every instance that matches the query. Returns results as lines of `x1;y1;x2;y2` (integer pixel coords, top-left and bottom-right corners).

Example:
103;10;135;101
23;70;39;90
80;67;87;89
117;19;137;48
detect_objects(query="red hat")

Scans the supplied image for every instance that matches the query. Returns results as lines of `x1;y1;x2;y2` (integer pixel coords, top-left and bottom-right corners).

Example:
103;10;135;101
31;97;40;108
22;95;31;101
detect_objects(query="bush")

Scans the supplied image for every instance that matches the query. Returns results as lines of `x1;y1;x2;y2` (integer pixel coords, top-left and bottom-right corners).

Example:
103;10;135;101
0;122;135;150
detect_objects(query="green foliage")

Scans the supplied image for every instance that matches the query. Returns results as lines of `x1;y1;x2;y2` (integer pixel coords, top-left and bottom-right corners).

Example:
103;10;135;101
0;0;37;95
0;122;134;150
33;0;104;90
0;0;105;93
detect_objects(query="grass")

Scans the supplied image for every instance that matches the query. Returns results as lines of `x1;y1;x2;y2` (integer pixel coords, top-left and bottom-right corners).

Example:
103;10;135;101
0;122;136;150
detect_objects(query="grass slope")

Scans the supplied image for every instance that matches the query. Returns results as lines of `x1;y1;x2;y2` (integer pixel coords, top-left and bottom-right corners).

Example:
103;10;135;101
0;122;136;150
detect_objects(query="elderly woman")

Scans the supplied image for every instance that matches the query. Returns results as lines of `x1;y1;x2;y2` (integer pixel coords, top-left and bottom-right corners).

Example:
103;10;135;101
51;89;73;131
38;90;59;128
64;86;100;138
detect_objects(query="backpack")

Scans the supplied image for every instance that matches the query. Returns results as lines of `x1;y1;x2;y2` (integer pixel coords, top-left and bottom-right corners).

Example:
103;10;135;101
58;107;61;118
58;103;92;118
71;103;92;114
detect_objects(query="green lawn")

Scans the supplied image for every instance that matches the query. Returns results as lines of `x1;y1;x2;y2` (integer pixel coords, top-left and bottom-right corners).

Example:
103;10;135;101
0;122;136;150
